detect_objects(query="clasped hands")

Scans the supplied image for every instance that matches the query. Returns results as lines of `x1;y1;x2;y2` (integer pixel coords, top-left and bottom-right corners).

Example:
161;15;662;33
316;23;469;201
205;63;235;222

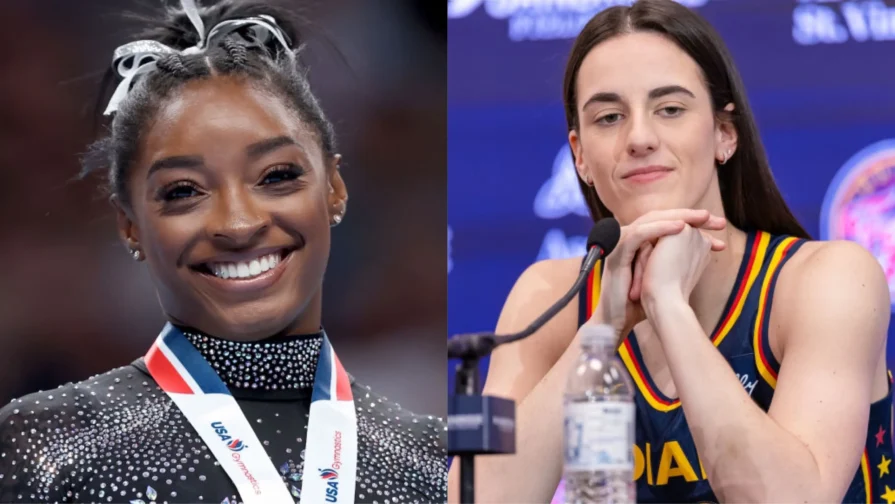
592;209;728;344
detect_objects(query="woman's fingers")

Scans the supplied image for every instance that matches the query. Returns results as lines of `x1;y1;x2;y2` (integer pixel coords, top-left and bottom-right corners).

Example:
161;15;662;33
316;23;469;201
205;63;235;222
703;230;727;251
630;209;726;231
629;252;642;302
629;242;653;301
625;228;723;302
702;215;727;231
614;220;685;266
611;211;728;281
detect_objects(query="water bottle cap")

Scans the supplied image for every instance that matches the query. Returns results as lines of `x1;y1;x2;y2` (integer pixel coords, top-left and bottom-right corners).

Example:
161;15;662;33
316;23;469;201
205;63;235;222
579;323;617;347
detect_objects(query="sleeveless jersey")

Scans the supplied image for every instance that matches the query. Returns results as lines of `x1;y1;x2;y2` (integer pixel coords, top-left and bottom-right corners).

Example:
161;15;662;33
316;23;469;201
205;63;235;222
575;230;895;503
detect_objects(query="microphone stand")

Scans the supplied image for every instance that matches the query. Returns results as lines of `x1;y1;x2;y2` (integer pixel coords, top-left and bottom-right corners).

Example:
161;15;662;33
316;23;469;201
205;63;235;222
447;249;604;504
448;332;500;504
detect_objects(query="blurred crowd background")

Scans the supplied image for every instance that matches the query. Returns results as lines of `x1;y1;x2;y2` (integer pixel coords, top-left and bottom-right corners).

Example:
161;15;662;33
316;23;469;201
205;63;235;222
0;0;446;416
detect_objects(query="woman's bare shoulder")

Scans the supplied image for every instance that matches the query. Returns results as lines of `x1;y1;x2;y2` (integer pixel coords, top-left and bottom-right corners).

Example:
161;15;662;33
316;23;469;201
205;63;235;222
482;256;586;401
773;239;890;352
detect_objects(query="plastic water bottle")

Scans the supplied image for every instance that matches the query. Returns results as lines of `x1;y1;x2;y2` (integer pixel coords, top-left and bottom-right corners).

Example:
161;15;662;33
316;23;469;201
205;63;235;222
563;324;635;503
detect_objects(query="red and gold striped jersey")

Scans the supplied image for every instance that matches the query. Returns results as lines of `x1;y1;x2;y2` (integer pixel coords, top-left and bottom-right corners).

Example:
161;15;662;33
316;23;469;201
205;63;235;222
577;230;895;503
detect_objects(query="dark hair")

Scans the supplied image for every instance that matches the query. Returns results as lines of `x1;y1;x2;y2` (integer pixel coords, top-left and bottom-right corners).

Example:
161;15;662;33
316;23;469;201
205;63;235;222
563;0;810;239
81;0;336;209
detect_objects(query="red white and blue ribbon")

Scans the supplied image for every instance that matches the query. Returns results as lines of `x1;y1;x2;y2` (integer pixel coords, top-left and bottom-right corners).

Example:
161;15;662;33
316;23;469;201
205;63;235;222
144;323;357;504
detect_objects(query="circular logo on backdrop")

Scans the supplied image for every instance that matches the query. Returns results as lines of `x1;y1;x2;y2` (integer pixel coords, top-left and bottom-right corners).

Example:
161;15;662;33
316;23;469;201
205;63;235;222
820;139;895;310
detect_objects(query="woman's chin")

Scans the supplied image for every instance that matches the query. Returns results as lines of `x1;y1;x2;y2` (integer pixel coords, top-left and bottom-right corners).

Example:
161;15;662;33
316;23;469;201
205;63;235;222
201;304;301;341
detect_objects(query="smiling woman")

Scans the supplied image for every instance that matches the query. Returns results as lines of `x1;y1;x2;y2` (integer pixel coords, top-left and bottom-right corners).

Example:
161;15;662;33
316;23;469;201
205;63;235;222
0;1;446;503
113;75;339;342
451;1;893;503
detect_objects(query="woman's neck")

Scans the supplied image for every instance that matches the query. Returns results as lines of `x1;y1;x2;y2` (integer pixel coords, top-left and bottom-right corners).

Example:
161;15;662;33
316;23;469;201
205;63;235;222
181;328;325;391
687;223;749;335
677;172;747;334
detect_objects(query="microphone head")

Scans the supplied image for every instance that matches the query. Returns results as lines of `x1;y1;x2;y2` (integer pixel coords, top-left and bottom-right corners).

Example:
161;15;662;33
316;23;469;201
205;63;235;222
587;218;621;255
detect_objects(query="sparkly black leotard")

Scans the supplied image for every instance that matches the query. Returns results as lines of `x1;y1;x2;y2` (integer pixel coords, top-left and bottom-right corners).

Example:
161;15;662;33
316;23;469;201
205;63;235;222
0;329;447;504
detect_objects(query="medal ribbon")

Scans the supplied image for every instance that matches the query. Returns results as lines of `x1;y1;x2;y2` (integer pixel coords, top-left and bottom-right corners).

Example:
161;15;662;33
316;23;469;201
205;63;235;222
144;323;357;504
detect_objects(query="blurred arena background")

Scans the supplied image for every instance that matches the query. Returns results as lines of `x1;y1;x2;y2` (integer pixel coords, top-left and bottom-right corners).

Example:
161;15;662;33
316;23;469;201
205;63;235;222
0;0;447;416
448;0;895;389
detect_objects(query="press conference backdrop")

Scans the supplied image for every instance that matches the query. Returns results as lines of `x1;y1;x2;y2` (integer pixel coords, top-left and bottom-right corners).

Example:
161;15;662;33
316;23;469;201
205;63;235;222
448;0;895;496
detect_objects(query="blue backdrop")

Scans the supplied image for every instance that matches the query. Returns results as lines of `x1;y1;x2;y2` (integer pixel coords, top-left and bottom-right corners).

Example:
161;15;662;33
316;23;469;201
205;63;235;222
448;0;895;390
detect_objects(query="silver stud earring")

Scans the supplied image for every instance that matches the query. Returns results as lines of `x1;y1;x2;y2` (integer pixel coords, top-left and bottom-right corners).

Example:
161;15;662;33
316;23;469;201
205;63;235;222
130;249;143;261
331;214;343;227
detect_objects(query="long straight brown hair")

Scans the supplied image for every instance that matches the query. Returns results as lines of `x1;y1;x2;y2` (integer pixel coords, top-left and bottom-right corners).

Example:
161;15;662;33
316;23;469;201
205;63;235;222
563;0;811;239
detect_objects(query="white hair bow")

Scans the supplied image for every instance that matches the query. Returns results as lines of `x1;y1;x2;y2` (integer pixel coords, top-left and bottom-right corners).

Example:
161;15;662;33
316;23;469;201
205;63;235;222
103;0;294;116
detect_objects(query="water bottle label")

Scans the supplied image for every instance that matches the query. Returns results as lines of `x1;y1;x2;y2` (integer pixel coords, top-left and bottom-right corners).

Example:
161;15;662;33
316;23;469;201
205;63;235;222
564;401;634;471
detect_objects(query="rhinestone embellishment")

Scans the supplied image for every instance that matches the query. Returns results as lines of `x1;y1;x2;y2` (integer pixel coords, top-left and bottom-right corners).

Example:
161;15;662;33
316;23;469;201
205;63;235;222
182;331;322;391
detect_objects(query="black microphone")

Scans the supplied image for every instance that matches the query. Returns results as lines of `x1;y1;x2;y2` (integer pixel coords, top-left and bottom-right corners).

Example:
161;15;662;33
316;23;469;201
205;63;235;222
447;217;621;360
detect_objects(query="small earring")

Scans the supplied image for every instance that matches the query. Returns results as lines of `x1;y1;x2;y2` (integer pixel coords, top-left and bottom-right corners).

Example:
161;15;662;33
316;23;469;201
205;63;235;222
720;149;732;165
130;249;143;261
331;214;343;227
